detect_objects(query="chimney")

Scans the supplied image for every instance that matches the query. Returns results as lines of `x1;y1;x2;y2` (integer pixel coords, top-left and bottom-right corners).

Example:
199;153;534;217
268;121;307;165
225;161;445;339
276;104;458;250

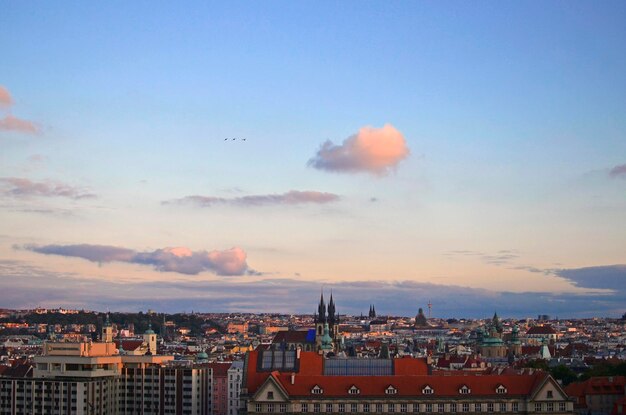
291;373;296;385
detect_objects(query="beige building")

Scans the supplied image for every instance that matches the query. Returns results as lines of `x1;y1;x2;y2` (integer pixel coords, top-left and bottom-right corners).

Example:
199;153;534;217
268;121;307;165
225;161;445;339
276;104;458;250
241;349;575;415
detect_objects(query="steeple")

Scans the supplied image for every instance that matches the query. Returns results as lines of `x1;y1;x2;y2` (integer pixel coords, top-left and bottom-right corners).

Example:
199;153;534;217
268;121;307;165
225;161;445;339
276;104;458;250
317;292;327;323
328;292;336;324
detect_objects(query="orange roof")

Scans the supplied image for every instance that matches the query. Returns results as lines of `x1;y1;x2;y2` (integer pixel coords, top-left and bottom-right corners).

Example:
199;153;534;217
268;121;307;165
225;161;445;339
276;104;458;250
245;350;548;398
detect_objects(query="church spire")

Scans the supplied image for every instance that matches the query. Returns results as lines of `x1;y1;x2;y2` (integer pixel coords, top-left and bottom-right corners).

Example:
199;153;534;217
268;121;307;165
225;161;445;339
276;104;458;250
317;291;327;323
328;291;336;324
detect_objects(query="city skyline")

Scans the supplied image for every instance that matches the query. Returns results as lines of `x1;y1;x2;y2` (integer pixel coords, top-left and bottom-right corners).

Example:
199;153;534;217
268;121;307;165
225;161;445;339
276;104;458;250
1;2;625;317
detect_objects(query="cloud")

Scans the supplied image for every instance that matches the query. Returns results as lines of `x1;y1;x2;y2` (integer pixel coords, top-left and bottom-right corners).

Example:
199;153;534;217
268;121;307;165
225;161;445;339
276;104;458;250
0;177;96;199
308;124;410;175
20;244;252;276
609;164;626;178
164;190;340;207
556;265;626;291
0;115;40;134
0;86;12;107
1;260;625;317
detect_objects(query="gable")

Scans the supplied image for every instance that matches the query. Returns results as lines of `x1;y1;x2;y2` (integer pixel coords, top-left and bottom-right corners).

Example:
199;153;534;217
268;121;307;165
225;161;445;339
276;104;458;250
531;376;568;401
253;376;289;402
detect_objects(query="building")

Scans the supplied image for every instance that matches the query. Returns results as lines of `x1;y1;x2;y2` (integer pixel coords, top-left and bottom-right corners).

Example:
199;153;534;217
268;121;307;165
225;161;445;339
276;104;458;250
565;376;626;415
228;361;245;415
207;362;233;415
0;324;213;415
241;349;574;415
313;293;340;353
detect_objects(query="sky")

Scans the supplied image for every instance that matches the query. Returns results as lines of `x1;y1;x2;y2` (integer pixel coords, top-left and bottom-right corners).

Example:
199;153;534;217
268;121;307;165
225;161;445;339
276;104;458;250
1;2;625;318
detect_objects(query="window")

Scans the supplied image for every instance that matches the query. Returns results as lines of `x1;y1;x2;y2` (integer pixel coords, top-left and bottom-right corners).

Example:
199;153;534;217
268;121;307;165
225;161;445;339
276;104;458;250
338;403;345;413
534;403;542;412
496;385;507;394
401;404;408;413
378;403;385;413
311;385;323;395
558;403;566;412
546;391;553;399
546;403;554;412
388;404;396;413
499;403;506;412
512;403;519;412
462;403;469;412
450;404;457;413
363;403;370;413
422;385;434;395
438;403;445;413
350;404;358;413
326;404;333;413
487;403;494;413
314;404;321;413
256;404;262;413
301;403;308;413
475;403;482;412
268;404;275;413
459;386;471;395
267;391;274;400
386;385;398;395
426;403;433;413
348;386;360;395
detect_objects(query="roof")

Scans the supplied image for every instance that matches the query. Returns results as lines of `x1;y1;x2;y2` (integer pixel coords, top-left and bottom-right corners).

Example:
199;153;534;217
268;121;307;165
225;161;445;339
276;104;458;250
245;350;547;399
207;362;233;377
526;325;557;335
114;339;144;351
272;330;315;344
565;376;626;397
0;363;33;378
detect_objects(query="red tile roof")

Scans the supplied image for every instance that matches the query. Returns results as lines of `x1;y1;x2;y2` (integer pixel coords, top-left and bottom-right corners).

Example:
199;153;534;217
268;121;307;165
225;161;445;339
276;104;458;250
245;351;549;399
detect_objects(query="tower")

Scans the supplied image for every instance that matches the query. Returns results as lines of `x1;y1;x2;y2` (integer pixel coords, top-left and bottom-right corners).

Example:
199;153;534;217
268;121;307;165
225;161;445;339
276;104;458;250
315;293;326;349
143;323;157;355
328;292;339;339
102;313;113;343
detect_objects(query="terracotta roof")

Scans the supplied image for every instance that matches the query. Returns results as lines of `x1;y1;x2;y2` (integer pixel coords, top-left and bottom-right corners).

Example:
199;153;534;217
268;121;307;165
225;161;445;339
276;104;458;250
565;376;626;397
245;350;549;399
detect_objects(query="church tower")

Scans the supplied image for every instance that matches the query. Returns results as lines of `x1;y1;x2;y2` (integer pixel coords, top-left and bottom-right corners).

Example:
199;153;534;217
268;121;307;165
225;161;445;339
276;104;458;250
102;314;113;343
315;293;326;349
328;292;339;339
143;324;157;355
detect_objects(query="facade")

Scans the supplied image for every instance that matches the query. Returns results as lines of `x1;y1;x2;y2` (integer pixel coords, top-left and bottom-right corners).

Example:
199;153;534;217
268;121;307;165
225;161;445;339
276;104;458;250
228;361;245;415
565;376;626;415
313;293;339;352
0;327;214;415
208;362;233;415
241;349;574;415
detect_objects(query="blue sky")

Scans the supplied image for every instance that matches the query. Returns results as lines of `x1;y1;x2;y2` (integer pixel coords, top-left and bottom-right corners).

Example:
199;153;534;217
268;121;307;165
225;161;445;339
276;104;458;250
1;2;625;317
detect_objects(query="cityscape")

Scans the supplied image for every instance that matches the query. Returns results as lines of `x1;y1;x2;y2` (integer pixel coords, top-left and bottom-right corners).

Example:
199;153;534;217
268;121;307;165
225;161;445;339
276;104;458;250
2;2;626;415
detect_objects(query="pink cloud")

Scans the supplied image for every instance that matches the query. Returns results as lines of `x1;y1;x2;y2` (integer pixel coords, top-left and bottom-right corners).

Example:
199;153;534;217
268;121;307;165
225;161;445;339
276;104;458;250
0;177;96;199
164;190;339;207
609;164;626;178
308;124;410;175
0;86;12;107
0;115;40;134
22;243;253;276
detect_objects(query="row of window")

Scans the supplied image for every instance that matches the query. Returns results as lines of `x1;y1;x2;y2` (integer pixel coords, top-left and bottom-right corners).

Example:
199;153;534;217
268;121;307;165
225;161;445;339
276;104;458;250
255;401;569;413
311;385;509;396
